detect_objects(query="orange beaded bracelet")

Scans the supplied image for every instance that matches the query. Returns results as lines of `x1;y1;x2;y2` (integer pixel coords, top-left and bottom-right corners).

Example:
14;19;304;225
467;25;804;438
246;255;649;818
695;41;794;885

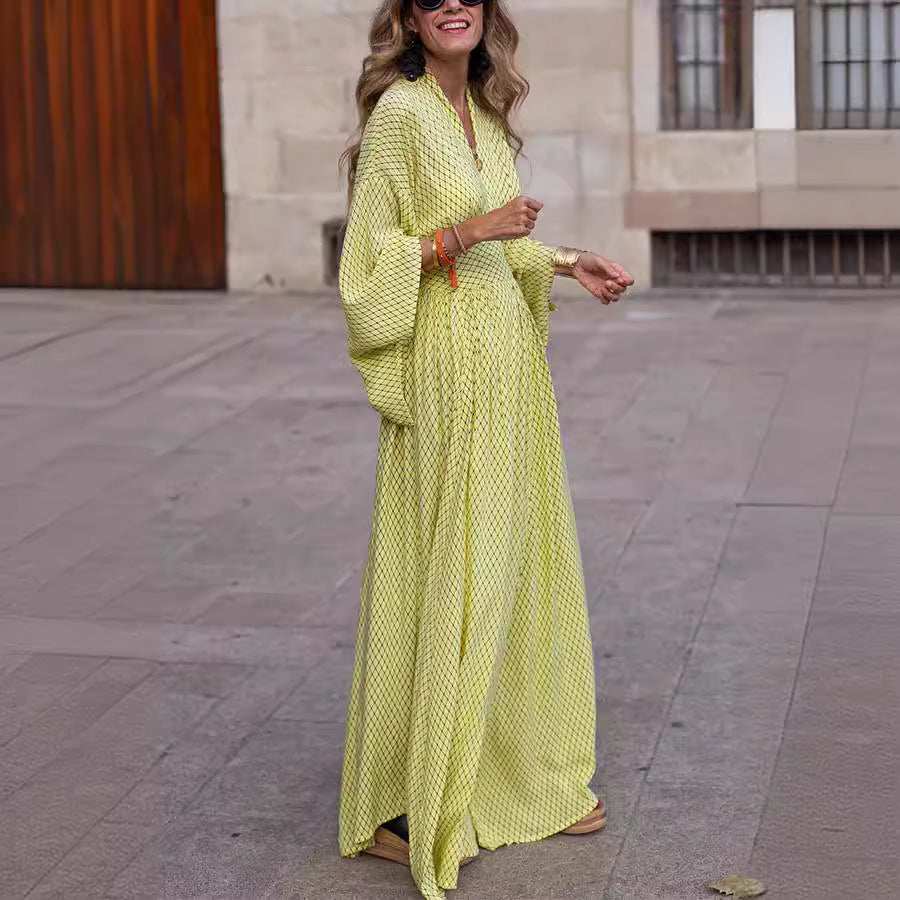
435;230;458;289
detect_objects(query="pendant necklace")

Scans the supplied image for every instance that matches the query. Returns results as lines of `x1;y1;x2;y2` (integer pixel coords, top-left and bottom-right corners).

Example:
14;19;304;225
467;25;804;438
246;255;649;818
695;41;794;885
470;139;482;172
426;68;482;171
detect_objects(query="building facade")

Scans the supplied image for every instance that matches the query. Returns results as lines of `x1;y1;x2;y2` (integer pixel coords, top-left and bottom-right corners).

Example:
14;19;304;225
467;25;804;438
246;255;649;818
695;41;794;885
219;0;644;293
219;0;900;294
2;1;897;292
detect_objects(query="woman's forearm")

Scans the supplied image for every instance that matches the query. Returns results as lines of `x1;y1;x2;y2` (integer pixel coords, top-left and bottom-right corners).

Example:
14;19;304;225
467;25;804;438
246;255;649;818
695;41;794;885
419;236;437;271
419;218;483;271
551;246;585;279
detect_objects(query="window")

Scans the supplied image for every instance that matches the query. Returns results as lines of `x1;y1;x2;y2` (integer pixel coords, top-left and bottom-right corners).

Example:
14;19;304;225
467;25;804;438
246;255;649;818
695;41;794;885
660;0;900;130
797;0;900;127
660;0;753;129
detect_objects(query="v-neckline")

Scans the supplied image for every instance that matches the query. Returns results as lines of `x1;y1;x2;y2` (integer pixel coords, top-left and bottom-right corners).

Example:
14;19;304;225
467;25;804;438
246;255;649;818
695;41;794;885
422;71;481;170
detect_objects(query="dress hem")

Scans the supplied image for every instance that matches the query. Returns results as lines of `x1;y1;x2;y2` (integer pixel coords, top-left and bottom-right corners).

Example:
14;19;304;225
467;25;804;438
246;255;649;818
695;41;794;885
475;791;601;852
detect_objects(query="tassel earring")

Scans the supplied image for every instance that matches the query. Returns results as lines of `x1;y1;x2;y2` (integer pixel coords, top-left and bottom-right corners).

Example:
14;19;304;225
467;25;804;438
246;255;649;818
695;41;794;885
399;32;426;81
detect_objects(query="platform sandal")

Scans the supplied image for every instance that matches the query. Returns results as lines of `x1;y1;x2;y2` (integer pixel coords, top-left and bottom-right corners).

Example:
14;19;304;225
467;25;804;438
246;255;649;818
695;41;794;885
560;799;607;835
362;815;476;868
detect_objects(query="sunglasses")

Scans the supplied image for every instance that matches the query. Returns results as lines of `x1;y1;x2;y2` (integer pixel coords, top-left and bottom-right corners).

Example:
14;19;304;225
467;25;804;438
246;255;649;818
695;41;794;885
414;0;483;10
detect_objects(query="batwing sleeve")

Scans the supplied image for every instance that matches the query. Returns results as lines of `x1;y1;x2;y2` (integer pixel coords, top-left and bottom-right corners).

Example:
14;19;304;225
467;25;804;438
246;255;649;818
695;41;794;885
496;150;557;350
339;102;422;427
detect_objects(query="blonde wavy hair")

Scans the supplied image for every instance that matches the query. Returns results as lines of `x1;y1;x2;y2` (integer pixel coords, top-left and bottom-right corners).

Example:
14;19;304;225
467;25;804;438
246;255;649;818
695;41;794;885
341;0;529;199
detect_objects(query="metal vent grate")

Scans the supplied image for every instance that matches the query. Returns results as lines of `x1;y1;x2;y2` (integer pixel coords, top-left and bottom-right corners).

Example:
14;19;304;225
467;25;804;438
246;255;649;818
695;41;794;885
323;219;346;286
652;229;900;288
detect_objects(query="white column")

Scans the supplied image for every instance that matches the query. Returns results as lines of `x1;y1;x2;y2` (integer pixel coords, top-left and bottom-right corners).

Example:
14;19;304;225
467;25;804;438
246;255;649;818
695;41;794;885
753;8;797;130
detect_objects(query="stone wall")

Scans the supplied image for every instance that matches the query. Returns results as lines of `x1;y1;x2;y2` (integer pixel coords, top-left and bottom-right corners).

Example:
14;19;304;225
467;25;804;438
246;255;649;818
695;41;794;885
217;0;646;292
627;129;900;230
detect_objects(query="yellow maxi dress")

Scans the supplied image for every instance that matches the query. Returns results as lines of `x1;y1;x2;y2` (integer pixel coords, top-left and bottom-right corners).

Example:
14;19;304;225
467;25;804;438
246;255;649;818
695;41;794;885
337;72;598;900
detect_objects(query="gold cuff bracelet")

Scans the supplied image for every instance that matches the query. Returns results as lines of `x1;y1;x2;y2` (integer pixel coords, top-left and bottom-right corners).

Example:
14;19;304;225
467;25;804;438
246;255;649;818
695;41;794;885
551;246;585;277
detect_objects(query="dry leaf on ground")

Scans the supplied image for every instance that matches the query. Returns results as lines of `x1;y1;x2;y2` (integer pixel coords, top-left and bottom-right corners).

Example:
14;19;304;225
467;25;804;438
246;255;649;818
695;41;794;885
708;874;767;897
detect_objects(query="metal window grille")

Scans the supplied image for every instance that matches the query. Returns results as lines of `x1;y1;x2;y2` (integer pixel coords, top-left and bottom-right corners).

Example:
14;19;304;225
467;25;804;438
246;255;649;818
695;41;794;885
802;0;900;128
661;0;753;129
652;230;900;287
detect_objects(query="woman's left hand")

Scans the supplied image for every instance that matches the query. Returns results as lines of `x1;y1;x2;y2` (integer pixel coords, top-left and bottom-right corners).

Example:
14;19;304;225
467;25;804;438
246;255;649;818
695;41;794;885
574;252;634;304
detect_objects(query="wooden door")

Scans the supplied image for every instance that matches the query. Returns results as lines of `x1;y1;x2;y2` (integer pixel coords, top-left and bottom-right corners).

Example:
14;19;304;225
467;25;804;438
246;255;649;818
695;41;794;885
0;0;226;289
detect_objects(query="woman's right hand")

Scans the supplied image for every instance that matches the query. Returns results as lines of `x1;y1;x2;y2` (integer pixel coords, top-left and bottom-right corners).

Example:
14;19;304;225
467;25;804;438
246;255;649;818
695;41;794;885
469;196;544;244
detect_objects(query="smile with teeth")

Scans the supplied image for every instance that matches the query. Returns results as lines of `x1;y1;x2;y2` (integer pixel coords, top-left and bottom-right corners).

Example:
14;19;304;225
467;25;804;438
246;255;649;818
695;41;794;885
439;21;469;31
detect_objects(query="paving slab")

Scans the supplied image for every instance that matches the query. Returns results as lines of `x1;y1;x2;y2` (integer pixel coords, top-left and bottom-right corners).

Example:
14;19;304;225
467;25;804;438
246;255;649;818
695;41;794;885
106;814;319;900
0;327;236;409
752;728;900;863
745;849;899;900
604;780;762;900
0;613;334;667
1;288;898;900
697;505;828;644
0;449;229;609
590;498;736;641
567;360;718;502
104;666;308;830
744;357;866;506
657;366;783;502
0;658;156;802
1;750;146;895
26;821;160;900
184;718;345;822
0;654;107;745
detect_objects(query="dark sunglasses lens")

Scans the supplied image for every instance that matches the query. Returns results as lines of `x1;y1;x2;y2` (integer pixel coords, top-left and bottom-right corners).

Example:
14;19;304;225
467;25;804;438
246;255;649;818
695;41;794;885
415;0;483;8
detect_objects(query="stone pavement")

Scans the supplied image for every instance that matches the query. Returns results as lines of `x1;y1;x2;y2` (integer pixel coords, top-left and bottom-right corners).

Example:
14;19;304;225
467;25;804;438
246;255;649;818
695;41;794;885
1;287;899;900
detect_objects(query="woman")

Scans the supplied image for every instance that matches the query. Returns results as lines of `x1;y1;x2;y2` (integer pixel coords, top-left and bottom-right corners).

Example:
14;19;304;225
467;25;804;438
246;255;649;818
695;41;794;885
337;2;633;898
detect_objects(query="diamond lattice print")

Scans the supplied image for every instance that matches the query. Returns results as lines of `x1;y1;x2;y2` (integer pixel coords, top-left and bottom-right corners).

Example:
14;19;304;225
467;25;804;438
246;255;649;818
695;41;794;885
337;72;599;900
